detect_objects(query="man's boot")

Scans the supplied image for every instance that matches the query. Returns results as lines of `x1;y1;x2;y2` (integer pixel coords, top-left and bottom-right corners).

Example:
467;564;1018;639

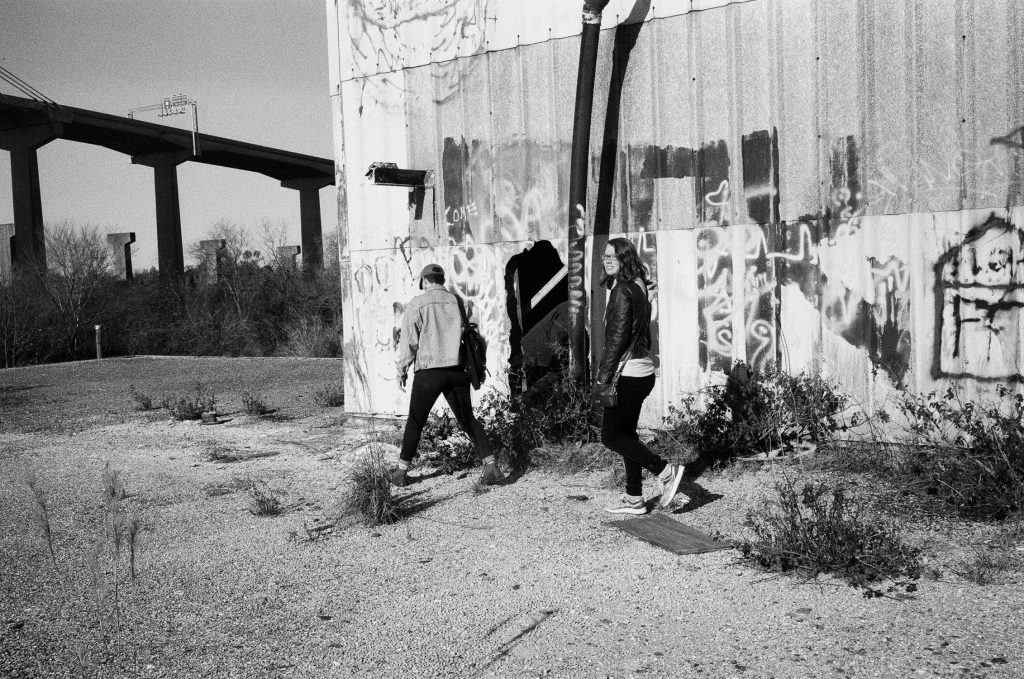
389;467;408;487
479;462;506;486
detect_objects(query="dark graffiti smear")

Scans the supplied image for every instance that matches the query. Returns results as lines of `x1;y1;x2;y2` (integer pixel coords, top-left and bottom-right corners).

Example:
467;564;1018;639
635;137;733;370
636;139;731;225
741;130;781;371
442;137;569;245
776;218;912;384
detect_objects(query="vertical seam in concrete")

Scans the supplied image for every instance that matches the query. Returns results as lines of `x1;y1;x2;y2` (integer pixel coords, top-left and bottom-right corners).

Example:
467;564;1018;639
771;0;784;218
650;18;662;234
1007;0;1022;209
813;0;824;213
906;0;921;215
728;3;746;365
859;0;876;410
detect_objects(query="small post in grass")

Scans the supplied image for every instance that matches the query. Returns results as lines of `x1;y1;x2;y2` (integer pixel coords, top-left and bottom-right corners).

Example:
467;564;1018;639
94;324;102;360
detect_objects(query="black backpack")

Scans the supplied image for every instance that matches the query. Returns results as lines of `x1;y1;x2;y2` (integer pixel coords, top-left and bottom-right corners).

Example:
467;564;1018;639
455;296;487;389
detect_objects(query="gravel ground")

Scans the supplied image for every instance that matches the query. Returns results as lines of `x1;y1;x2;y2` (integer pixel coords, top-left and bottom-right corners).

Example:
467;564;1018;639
2;357;1023;678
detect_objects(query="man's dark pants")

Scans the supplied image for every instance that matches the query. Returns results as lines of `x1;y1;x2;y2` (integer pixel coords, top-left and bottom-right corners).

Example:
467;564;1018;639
400;366;492;463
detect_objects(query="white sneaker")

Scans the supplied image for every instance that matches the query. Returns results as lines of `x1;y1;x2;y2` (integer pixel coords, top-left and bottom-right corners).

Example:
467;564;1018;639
658;464;686;508
604;495;647;515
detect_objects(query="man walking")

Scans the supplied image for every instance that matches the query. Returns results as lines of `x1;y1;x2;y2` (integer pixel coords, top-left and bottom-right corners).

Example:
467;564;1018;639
392;263;504;487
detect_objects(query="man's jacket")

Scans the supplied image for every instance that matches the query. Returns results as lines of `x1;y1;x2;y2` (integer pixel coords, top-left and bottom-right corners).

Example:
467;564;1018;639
597;280;651;383
396;286;465;374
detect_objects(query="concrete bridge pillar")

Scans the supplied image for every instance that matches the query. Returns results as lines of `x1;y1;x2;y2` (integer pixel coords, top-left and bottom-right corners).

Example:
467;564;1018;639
281;177;331;270
0;223;14;282
106;232;136;282
276;245;301;269
132;151;191;279
0;125;60;272
198;239;227;284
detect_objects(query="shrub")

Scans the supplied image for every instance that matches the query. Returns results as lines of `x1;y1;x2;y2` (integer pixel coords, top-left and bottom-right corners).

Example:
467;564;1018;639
341;446;400;526
163;382;216;421
483;369;599;470
741;477;921;596
287;520;333;544
955;547;1019;586
208;446;245;463
102;461;126;503
314;383;345;408
248;482;284;516
420;411;476;473
654;363;849;469
530;441;619;475
895;386;1024;520
411;362;599;474
278;315;341;358
127;384;154;411
241;391;272;416
477;391;538;468
516;365;597;447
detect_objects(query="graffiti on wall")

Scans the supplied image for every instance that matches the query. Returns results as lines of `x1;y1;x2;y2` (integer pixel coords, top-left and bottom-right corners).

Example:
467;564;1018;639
936;212;1024;380
431;125;916;387
349;232;511;410
688;130;781;374
442;137;569;245
347;0;491;109
682;132;910;381
869;124;1024;215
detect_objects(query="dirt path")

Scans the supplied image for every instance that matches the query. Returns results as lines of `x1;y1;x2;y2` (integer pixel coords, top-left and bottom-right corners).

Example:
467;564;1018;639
2;358;1022;678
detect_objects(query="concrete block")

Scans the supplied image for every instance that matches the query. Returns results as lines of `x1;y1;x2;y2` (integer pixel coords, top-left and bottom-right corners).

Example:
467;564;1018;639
277;245;301;268
106;232;136;282
0;223;13;282
198;239;227;284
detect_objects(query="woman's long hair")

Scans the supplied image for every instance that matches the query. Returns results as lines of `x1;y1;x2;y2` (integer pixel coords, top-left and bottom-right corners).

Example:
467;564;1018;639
600;237;652;289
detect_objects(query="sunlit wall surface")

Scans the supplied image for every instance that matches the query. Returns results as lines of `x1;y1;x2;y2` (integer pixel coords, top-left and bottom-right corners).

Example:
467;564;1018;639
327;0;1024;423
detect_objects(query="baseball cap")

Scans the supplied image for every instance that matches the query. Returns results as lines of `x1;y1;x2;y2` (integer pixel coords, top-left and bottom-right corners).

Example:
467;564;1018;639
418;263;444;279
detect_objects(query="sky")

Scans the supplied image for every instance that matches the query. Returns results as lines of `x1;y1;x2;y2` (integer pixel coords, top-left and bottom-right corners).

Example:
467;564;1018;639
0;0;336;269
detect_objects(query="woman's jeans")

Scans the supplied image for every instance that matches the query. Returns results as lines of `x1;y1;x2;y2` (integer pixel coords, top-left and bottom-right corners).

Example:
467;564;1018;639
601;374;667;497
400;367;492;463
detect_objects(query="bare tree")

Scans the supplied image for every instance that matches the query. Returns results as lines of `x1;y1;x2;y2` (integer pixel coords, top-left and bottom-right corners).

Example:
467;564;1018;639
256;217;293;266
38;221;113;358
189;218;254;270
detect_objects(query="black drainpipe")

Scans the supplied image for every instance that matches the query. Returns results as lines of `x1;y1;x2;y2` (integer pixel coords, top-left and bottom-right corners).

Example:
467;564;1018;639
567;0;610;379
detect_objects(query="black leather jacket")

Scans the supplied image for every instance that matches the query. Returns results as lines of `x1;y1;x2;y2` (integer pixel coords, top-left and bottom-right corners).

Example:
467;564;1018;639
597;279;651;383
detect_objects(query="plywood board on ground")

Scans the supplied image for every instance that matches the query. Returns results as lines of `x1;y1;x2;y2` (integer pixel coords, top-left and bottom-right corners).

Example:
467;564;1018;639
608;513;733;555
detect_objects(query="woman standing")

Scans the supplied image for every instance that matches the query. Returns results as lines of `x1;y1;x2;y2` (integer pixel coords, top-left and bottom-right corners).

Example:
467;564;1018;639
596;238;685;514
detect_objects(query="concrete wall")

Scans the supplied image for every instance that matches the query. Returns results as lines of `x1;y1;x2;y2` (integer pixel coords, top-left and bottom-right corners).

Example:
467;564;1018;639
327;0;1024;422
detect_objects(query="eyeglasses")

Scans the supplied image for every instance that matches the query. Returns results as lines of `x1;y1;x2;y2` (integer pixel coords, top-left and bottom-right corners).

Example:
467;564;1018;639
601;255;618;262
